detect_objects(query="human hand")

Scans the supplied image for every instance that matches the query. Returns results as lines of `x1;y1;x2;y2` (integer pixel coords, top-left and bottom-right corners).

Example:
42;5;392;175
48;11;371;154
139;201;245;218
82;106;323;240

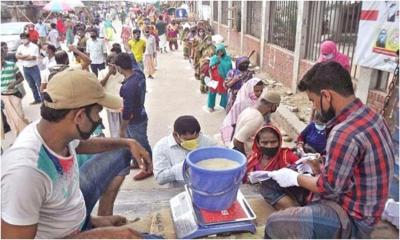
108;63;117;75
127;139;152;173
295;154;322;175
7;82;16;90
268;168;299;187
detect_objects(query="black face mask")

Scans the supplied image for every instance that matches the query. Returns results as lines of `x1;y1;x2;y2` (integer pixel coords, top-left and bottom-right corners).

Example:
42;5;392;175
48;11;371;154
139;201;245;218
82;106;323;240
261;147;279;157
76;108;102;140
319;94;335;122
238;63;249;71
91;35;97;39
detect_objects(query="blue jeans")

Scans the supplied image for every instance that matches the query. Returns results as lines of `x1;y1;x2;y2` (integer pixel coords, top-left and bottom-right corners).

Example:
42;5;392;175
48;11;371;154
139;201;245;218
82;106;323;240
23;65;42;102
79;149;132;229
126;119;152;158
79;149;164;238
90;63;105;77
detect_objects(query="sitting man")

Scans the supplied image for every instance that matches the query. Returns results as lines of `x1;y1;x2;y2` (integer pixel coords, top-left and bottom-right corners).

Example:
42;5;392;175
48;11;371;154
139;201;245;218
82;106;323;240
233;91;281;156
1;69;154;238
153;115;216;187
265;61;394;238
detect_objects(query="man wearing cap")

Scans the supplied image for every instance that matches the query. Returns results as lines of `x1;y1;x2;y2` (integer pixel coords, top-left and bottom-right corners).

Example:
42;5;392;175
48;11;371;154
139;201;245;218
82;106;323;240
1;69;152;238
233;91;281;155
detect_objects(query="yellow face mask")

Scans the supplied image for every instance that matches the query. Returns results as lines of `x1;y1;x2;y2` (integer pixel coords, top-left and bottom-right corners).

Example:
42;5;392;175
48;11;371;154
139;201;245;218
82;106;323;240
180;138;199;151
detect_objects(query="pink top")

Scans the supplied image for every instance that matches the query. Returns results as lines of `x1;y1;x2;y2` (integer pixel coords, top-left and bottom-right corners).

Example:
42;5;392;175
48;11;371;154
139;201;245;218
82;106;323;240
318;40;350;72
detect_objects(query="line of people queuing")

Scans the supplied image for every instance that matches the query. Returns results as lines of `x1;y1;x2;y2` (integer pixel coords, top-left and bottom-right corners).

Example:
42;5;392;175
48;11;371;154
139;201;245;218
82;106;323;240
1;3;203;238
1;4;396;239
150;28;395;240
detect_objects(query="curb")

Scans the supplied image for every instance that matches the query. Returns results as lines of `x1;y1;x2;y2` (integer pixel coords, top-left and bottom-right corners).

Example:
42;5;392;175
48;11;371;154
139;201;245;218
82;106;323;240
271;104;307;139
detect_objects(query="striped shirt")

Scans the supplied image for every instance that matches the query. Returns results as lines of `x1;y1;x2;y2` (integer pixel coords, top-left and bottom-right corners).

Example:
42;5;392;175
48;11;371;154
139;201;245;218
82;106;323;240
316;98;394;224
1;61;20;93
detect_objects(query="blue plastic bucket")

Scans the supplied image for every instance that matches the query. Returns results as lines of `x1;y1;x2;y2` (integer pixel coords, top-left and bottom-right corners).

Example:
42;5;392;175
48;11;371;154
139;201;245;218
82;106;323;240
183;147;246;211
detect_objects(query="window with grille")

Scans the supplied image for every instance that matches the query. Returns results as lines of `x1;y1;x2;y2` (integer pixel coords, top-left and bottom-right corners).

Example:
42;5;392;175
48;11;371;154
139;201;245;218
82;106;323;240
267;1;298;51
213;2;218;21
232;1;241;31
246;1;262;38
304;1;361;78
221;1;229;25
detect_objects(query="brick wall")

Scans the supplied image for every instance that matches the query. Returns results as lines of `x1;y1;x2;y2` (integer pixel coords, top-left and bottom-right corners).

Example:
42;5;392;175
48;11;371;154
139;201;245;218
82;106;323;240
219;24;228;39
299;59;315;80
262;44;294;88
367;90;386;112
228;29;241;57
243;35;261;65
210;19;388;113
212;21;218;32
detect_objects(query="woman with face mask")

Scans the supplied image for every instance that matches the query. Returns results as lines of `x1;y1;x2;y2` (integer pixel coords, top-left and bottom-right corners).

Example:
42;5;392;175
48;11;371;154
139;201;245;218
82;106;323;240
197;35;215;93
318;40;350;72
193;28;208;79
225;56;254;113
244;125;308;210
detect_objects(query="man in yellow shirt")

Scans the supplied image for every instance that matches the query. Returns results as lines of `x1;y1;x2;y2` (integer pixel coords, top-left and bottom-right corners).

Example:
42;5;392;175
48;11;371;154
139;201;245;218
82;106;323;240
127;29;146;70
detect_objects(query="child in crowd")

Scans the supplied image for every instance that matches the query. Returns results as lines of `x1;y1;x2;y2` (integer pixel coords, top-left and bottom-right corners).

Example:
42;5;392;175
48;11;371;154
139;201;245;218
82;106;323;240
296;112;327;155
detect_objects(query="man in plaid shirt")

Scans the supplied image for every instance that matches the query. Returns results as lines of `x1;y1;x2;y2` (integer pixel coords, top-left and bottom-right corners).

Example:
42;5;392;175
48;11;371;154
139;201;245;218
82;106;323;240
265;61;394;238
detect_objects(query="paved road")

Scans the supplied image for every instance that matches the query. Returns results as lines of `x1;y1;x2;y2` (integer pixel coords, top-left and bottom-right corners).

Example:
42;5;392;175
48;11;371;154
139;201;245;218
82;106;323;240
2;32;228;219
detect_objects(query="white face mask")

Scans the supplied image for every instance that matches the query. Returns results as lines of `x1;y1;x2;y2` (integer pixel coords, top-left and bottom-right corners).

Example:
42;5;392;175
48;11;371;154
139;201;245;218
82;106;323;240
323;53;334;60
315;123;326;131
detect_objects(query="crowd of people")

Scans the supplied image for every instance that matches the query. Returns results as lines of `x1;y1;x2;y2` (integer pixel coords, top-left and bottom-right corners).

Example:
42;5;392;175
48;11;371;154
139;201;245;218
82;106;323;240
1;2;396;239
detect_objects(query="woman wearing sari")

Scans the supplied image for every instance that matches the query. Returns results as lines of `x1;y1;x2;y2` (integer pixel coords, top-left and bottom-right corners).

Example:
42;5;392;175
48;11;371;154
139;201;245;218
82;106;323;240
244;125;309;210
220;78;264;145
225;56;254;113
197;35;215;93
167;20;179;51
193;28;207;79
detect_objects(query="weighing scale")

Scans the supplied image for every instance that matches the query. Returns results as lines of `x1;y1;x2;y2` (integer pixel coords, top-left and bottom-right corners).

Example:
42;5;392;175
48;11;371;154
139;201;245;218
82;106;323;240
170;185;257;239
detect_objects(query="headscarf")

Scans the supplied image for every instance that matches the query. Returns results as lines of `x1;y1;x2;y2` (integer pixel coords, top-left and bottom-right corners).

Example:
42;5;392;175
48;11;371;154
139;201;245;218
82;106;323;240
220;78;263;145
245;125;298;181
210;44;232;79
318;40;350;72
235;56;250;69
